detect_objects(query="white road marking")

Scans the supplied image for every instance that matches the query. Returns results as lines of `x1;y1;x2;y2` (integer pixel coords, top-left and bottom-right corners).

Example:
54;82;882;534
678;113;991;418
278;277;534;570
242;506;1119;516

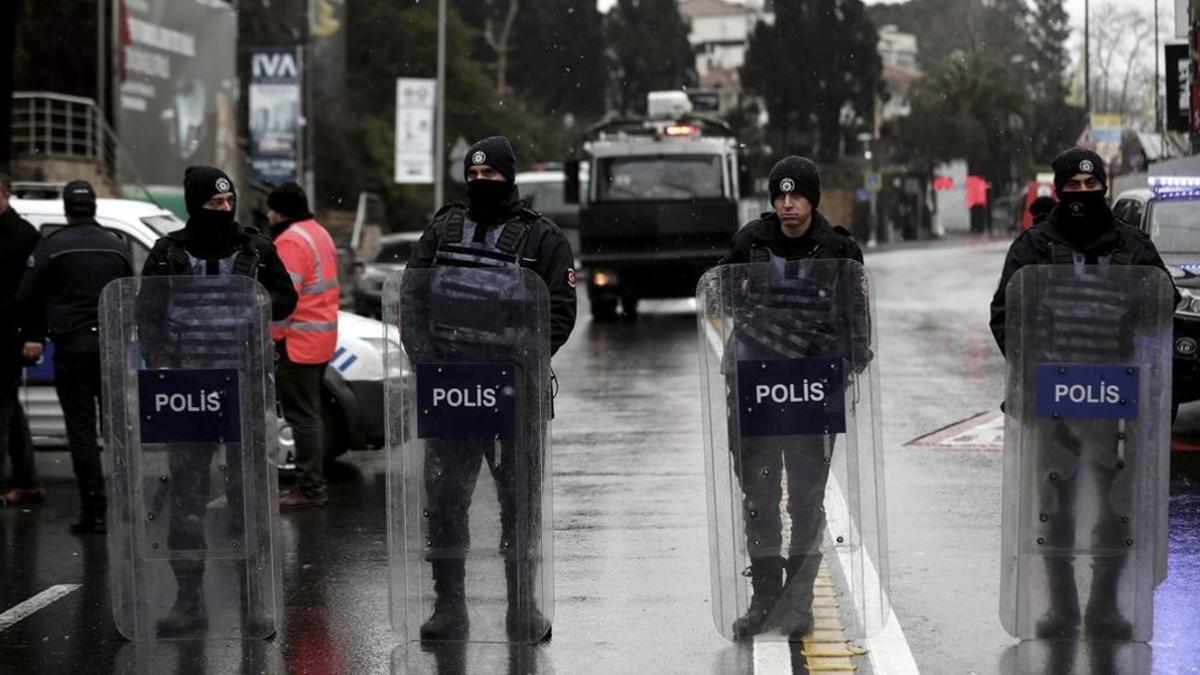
752;636;793;673
0;584;82;631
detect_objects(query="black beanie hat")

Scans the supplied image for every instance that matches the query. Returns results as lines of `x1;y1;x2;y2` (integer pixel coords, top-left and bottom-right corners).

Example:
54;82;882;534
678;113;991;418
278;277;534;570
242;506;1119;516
464;136;517;184
184;165;236;216
267;182;310;219
768;156;821;208
63;180;97;218
1051;147;1107;193
1029;195;1057;220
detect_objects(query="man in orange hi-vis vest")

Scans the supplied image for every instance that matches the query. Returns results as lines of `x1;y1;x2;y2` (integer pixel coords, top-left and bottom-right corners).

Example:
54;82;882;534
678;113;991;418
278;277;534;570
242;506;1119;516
268;182;339;509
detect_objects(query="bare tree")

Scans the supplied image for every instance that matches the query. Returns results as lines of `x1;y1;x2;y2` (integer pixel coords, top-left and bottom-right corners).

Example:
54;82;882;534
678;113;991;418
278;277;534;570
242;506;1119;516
482;0;519;96
1087;2;1157;125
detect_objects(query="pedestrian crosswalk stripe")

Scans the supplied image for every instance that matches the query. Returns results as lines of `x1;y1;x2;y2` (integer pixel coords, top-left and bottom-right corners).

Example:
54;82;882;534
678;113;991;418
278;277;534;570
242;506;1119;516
0;584;81;631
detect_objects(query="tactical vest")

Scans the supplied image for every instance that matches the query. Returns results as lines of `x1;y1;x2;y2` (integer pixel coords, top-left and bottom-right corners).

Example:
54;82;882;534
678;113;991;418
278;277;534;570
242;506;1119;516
1035;266;1134;364
736;250;841;360
160;238;263;368
428;208;536;350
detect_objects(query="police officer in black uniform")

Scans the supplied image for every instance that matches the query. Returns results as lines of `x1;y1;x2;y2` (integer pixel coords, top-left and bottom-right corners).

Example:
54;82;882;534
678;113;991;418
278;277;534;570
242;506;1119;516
0;173;42;507
719;156;867;640
18;181;134;533
990;148;1173;640
990;148;1173;353
406;136;576;642
139;166;296;637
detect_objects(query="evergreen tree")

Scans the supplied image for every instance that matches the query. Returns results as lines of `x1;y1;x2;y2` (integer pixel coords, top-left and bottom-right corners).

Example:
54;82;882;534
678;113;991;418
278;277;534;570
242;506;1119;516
605;0;695;114
742;0;882;162
508;0;610;123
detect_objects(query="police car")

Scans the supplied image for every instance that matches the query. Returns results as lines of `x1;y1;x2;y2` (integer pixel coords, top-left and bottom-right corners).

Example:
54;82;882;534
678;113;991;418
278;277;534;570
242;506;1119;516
11;196;389;461
1113;176;1200;418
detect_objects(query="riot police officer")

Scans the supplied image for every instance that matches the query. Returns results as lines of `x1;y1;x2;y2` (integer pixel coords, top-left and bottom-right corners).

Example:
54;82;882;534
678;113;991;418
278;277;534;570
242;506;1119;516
19;181;133;533
405;136;576;642
139;166;296;636
990;148;1173;639
719;156;867;640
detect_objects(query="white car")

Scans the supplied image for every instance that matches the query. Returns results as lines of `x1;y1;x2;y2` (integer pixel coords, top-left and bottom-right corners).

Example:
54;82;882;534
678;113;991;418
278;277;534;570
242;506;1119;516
12;196;389;460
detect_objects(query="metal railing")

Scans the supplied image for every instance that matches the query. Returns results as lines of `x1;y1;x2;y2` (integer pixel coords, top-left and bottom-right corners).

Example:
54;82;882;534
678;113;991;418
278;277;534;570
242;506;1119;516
11;92;116;168
11;92;162;206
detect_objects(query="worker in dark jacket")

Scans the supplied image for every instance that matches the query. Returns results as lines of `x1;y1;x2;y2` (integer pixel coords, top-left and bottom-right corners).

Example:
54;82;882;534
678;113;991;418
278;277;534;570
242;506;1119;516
0;173;42;507
18;181;134;533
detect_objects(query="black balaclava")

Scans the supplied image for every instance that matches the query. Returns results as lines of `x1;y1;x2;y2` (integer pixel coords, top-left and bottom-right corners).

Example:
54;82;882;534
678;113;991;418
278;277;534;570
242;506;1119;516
464;136;518;221
183;166;238;258
63;180;97;220
768;156;821;208
1050;148;1114;247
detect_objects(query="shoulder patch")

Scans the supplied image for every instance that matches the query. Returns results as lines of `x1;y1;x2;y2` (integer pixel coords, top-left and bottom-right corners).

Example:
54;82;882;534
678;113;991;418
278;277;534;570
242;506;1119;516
566;268;577;289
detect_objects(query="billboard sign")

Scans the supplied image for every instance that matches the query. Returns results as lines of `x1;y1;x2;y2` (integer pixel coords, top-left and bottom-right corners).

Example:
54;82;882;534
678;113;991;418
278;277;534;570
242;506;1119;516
394;78;436;184
1166;43;1191;132
118;0;238;185
249;48;301;183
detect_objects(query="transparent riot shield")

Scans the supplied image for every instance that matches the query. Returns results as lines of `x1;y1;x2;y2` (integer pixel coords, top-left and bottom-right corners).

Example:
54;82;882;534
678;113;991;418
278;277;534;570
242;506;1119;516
384;267;553;644
101;276;281;641
1000;265;1173;642
696;260;889;642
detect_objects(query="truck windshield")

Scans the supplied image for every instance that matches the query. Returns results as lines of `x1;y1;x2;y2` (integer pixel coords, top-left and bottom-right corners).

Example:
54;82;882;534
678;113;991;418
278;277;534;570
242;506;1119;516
596;155;724;202
1148;199;1200;253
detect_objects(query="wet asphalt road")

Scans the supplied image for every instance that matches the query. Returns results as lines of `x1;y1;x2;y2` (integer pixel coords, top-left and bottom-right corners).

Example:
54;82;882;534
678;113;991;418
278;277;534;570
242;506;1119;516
2;238;1200;674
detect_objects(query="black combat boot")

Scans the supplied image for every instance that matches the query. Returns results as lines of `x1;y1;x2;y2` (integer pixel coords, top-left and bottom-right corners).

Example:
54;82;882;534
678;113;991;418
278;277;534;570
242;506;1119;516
1084;556;1132;640
420;559;469;641
1035;557;1081;639
156;590;209;638
505;560;551;643
731;556;784;640
779;553;822;640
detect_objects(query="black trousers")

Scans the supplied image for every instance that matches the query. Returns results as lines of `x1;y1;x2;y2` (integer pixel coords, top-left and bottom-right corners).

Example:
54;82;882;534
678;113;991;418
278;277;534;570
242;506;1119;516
1;346;36;488
424;437;544;564
160;444;246;594
1037;421;1129;613
53;350;105;515
733;434;833;561
276;349;327;498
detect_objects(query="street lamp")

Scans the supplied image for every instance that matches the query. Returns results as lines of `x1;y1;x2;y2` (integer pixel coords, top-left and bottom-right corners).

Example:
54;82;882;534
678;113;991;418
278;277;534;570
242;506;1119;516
435;0;446;209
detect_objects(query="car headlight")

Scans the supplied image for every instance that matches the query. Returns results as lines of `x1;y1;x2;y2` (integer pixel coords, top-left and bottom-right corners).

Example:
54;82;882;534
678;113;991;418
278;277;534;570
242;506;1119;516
1178;288;1200;317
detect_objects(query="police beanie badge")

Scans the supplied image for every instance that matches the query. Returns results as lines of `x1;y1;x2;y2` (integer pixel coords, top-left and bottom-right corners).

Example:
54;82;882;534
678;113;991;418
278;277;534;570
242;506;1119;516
471;151;487;166
215;177;231;193
1078;159;1094;174
779;178;795;194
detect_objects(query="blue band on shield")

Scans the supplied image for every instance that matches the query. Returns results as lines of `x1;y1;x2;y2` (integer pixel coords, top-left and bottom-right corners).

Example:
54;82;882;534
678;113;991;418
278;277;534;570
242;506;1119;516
138;369;241;444
416;363;517;439
737;357;847;437
1034;364;1139;420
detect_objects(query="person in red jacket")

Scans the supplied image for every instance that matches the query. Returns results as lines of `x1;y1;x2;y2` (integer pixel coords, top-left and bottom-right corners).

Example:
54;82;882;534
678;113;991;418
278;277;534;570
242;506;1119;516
268;183;339;509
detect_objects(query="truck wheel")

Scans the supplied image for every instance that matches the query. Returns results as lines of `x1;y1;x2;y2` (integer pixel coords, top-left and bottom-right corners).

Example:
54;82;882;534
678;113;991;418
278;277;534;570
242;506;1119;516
591;298;618;322
621;295;639;319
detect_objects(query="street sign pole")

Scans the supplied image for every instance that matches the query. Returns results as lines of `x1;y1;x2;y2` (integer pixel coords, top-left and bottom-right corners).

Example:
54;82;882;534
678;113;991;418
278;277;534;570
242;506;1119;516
434;0;446;211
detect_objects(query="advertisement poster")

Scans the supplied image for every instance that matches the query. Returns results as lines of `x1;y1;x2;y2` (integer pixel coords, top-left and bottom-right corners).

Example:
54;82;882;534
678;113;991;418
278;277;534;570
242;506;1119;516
118;0;238;185
394;78;436;184
249;47;301;183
